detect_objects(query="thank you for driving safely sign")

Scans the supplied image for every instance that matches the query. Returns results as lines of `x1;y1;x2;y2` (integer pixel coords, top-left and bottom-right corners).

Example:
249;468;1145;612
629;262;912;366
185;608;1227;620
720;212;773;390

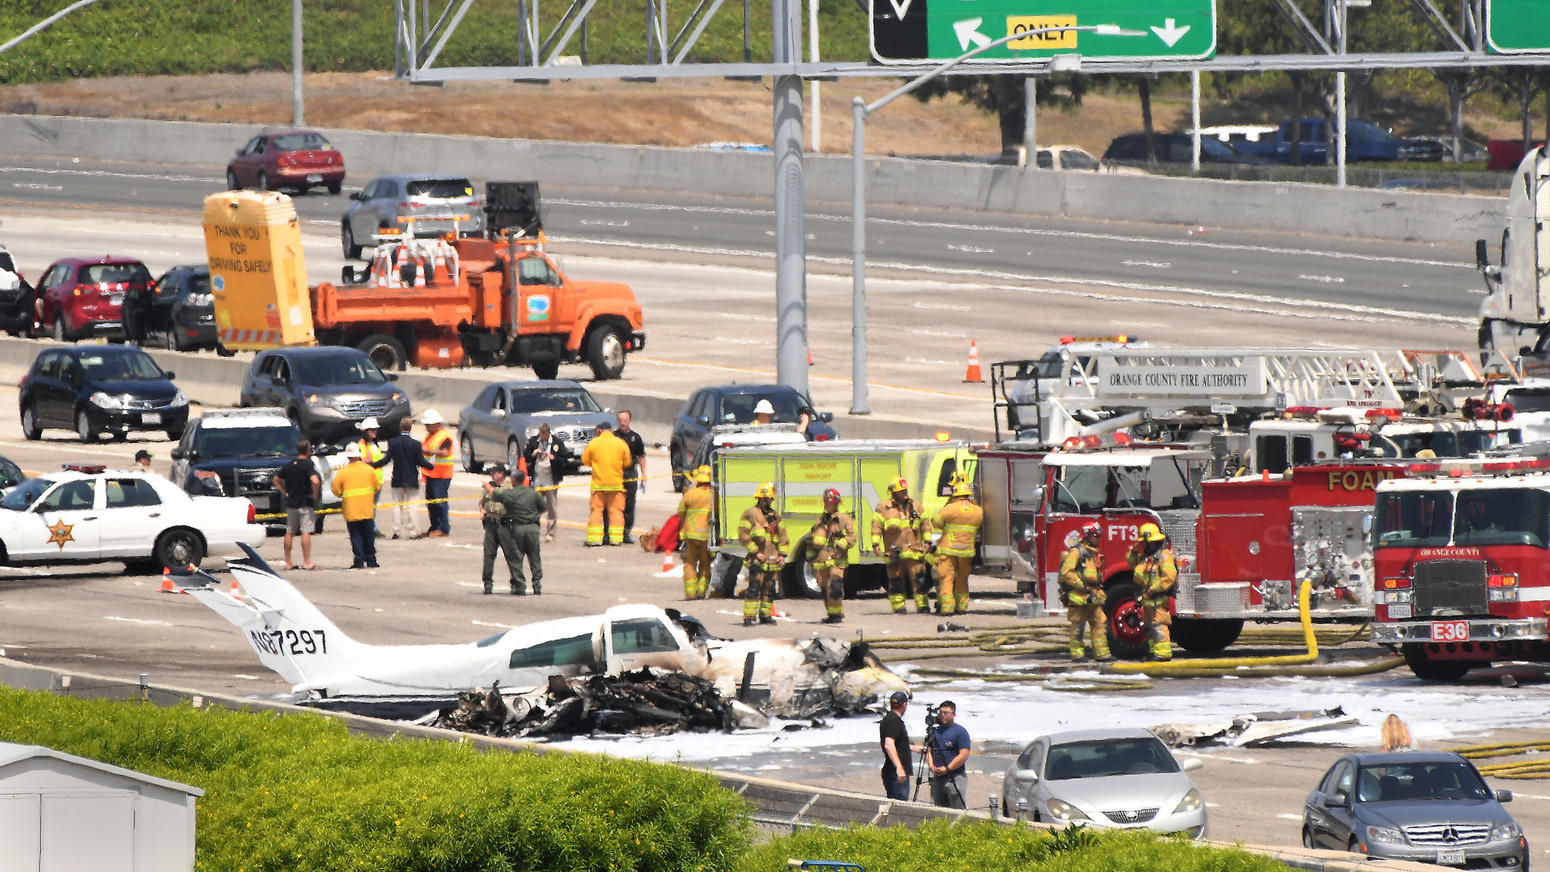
870;0;1216;65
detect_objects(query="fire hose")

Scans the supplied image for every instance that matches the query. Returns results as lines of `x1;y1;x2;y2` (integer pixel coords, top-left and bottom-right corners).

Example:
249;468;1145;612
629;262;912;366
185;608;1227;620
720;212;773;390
1453;741;1550;780
1109;580;1322;674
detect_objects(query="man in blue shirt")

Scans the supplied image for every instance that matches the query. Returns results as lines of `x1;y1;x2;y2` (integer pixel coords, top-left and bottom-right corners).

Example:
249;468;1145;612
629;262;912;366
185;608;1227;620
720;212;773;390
927;700;970;809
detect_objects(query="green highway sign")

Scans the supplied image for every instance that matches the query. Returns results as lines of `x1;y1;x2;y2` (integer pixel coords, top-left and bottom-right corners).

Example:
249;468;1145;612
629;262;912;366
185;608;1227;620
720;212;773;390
870;0;1216;65
1486;0;1550;53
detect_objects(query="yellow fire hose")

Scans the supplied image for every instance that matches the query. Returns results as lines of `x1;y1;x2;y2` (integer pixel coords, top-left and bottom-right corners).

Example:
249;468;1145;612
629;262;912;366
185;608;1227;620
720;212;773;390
1109;580;1319;675
1453;741;1550;779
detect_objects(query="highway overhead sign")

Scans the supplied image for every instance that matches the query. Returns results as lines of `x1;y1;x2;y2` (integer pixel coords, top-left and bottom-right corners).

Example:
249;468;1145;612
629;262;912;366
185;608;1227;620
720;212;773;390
870;0;1216;65
1486;0;1550;53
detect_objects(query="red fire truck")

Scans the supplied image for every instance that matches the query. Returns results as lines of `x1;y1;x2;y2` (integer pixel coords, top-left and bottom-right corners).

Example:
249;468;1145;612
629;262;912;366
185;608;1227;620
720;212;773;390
1369;457;1550;680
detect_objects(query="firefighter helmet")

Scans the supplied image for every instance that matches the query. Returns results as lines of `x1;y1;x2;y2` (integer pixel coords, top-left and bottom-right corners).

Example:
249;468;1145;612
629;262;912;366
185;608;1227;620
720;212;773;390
1080;522;1101;541
888;477;909;494
754;482;777;500
951;475;973;497
822;487;842;505
693;465;712;484
1137;522;1165;543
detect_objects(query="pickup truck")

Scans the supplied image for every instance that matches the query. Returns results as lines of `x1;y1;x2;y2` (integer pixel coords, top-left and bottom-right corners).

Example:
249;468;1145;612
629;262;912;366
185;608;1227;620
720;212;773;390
1233;118;1436;165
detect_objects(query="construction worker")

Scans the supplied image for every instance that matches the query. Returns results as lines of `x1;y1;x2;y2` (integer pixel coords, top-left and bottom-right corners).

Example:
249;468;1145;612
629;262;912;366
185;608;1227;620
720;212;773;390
675;465;714;599
871;477;929;614
931;473;983;616
752;398;775;425
417;409;455;538
1127;522;1178;662
1058;522;1110;662
580;421;632;546
738;481;787;626
331;442;384;569
356;417;387;535
807;487;856;624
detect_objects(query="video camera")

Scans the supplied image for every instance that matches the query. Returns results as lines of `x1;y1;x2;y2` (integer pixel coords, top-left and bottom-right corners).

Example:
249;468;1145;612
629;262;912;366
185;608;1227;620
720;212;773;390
923;703;943;731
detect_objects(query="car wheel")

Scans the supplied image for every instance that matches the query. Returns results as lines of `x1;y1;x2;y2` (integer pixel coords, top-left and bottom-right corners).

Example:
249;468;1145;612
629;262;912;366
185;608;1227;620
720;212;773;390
166;428;184;441
296;183;310;196
164;325;181;352
155;528;204;571
1301;826;1316;849
585;328;627;380
358;333;407;372
112;430;128;442
216;341;236;358
342;222;361;260
507;439;524;479
532;360;559;380
256;171;269;192
327;181;342;195
461;435;483;474
1170;617;1244;654
226;169;239;190
20;404;41;440
75;408;97;443
52;315;70;343
1102;582;1150;661
1401;643;1473;681
1347;837;1361;855
670;443;687;492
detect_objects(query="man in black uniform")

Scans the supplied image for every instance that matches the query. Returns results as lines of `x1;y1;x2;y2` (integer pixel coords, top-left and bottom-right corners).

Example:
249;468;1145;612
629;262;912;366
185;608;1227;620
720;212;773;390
879;691;913;801
613;409;647;545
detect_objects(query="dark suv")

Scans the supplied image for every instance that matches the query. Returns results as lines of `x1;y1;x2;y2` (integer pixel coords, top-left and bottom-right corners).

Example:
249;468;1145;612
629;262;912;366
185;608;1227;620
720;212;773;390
123;264;220;352
669;383;836;489
238;346;411;443
1102;133;1261;166
20;345;188;442
170;407;341;532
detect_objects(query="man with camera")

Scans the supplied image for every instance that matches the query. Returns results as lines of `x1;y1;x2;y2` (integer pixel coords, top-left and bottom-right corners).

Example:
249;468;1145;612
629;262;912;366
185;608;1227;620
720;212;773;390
925;700;971;808
878;691;912;801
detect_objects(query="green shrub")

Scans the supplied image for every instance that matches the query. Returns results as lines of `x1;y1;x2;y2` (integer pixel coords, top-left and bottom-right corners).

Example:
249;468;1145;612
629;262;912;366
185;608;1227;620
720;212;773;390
0;687;751;872
736;820;1293;872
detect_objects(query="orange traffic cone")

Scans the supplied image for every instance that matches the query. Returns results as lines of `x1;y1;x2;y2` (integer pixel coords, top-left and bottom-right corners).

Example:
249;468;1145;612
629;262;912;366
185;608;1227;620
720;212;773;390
660;551;675;574
228;578;241;596
963;340;984;383
159;572;184;595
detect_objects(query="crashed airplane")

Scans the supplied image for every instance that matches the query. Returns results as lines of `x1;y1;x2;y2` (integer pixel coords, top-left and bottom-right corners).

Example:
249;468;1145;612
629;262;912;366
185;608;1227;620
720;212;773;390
174;545;908;721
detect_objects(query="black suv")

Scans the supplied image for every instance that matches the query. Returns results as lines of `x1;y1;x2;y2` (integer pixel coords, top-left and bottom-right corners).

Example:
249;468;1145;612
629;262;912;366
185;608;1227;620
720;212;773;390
170;407;340;532
669;383;836;489
1102;133;1262;166
20;345;188;442
0;246;35;335
123;264;221;353
238;346;411;443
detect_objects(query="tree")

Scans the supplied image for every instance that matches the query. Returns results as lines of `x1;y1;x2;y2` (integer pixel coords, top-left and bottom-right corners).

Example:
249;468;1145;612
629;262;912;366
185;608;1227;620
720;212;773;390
909;72;1087;160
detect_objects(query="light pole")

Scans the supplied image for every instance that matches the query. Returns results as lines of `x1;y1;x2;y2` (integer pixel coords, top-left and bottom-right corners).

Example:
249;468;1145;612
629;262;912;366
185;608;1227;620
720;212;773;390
292;0;305;126
848;23;1143;415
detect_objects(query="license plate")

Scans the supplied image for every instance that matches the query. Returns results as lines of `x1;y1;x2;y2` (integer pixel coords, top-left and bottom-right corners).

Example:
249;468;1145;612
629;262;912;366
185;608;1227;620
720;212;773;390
1437;848;1466;865
1430;620;1469;642
109;294;124;305
306;173;323;183
1388;603;1413;620
142;412;161;425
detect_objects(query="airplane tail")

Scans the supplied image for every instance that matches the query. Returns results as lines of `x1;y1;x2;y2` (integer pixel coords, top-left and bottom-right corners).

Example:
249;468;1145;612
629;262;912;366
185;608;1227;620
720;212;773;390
175;544;365;688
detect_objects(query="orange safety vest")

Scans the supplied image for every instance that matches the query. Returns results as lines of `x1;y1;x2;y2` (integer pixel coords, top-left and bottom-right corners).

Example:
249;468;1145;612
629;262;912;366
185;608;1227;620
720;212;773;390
422;429;455;480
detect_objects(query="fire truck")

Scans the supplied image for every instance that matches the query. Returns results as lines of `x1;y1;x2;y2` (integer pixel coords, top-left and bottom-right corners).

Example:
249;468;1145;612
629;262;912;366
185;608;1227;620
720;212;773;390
1370;457;1550;680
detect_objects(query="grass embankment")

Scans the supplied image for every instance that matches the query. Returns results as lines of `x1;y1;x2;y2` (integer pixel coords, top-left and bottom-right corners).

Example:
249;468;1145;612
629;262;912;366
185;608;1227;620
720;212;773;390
0;687;1294;872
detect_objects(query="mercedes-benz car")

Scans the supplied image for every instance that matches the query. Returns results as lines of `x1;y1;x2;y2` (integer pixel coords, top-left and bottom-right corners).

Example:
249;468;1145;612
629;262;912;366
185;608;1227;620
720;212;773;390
456;380;612;476
1000;728;1207;839
1302;752;1527;868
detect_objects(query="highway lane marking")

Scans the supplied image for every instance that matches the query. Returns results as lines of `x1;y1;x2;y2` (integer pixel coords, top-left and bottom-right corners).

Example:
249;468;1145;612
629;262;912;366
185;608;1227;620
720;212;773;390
549;197;1474;270
0;165;213;184
1299;274;1347;284
558;236;1474;326
912;301;973;312
1122;259;1172;269
948;244;995;254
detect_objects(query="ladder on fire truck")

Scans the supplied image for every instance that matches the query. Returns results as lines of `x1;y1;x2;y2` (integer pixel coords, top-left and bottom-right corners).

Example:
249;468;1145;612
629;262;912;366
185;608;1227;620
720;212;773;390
991;348;1508;444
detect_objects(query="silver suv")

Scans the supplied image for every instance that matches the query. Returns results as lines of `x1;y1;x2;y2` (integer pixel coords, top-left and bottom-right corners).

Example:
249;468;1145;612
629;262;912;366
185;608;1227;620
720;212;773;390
341;173;484;259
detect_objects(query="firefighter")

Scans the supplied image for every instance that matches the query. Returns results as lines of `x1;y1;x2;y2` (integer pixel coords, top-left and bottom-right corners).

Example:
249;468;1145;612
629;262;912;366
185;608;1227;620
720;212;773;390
675;465;714;599
580;422;632;546
931;473;983;616
1058;522;1110;662
737;481;787;626
808;487;857;624
1127;522;1178;662
872;477;929;614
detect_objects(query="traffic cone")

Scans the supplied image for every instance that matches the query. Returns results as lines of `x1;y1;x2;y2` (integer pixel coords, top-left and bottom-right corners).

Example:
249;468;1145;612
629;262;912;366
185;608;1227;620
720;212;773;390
807;347;814;366
158;569;185;595
660;552;675;574
963;340;984;383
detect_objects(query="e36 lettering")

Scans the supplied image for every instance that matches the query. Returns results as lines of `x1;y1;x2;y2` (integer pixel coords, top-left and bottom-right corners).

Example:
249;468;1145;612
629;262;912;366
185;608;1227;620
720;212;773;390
248;628;328;656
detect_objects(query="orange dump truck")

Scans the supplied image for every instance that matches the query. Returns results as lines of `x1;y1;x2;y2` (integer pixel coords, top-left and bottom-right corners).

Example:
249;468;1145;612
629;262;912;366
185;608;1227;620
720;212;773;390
205;190;645;379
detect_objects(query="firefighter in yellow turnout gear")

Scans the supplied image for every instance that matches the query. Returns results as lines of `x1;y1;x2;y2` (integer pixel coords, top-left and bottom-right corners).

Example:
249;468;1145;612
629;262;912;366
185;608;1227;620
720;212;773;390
808;488;857;624
1127;522;1178;661
931;474;983;616
675;465;714;599
738;482;788;626
872;477;930;613
1058;522;1110;661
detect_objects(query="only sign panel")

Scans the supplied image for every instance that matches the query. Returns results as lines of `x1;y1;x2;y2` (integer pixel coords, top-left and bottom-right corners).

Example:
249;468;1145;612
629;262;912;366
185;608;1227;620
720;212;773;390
870;0;1216;65
1486;0;1550;53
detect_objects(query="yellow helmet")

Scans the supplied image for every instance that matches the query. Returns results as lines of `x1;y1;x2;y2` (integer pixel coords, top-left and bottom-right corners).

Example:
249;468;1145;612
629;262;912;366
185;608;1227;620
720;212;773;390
694;465;712;484
888;477;909;494
754;482;777;500
1137;522;1165;543
951;476;973;498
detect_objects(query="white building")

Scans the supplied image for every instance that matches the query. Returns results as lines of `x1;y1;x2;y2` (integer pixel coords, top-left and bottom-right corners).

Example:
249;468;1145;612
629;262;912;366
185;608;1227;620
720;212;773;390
0;742;202;871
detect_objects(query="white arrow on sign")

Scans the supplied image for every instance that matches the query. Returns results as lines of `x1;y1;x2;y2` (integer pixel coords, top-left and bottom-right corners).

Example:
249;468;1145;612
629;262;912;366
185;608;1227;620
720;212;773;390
953;17;993;51
884;0;915;21
1150;17;1191;47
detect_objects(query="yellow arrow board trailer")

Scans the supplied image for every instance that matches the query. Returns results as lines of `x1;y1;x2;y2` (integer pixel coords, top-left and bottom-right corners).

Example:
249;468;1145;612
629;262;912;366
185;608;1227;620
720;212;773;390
711;440;976;597
202;190;315;350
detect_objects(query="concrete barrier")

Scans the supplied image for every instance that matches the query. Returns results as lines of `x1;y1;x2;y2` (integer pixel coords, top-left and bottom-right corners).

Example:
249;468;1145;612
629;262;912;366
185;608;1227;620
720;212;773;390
0;113;1503;246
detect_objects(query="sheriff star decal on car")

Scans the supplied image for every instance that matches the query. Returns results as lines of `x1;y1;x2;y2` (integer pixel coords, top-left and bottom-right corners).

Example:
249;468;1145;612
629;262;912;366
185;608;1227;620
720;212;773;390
46;517;75;550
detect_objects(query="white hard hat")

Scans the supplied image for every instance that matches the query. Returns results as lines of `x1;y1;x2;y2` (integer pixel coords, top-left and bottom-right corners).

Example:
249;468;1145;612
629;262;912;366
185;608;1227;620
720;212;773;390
360;417;380;430
344;442;362;459
421;409;443;425
754;399;775;415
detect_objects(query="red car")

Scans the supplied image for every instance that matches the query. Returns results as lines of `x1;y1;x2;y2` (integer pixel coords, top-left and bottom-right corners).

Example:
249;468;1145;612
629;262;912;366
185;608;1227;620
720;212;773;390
34;256;154;342
225;129;345;195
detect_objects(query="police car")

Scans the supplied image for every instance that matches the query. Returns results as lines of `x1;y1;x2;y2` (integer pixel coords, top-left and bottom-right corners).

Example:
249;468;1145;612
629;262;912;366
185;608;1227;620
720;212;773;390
0;465;266;571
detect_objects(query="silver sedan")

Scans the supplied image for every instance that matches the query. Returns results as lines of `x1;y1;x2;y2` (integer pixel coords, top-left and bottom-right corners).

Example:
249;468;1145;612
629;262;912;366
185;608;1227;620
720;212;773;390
1000;727;1208;838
